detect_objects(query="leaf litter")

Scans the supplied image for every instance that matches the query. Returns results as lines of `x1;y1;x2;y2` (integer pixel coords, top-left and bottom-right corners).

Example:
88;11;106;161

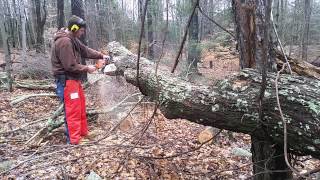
0;47;319;179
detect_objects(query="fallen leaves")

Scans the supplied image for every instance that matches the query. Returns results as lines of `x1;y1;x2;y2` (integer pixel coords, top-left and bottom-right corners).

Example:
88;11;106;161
1;72;319;179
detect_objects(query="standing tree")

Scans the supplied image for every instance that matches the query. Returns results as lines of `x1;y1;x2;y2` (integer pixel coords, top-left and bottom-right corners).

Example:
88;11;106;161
20;0;27;67
57;0;65;29
187;0;200;77
147;0;154;60
85;0;98;49
232;0;291;179
71;0;87;81
34;0;47;53
0;0;13;91
138;0;148;56
301;0;312;62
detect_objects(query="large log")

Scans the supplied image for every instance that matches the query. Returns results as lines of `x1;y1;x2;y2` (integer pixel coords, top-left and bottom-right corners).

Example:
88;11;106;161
107;42;320;159
275;49;320;80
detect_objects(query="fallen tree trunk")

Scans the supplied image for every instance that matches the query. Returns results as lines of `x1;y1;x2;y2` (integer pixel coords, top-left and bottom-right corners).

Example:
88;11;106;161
107;42;320;159
275;49;320;80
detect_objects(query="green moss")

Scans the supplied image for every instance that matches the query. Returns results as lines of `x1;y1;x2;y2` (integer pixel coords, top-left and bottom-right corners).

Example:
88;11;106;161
307;146;316;152
219;79;231;90
239;71;250;78
314;139;320;144
290;85;301;94
278;90;289;96
264;90;271;98
242;113;259;121
306;101;320;115
287;96;295;101
236;99;249;111
211;104;220;112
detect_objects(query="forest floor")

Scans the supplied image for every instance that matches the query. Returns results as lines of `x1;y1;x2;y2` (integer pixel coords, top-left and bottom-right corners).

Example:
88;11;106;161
0;45;319;179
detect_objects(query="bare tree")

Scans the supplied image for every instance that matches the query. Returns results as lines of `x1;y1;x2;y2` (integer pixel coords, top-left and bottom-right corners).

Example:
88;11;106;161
71;0;87;81
301;0;312;61
147;0;154;60
34;0;47;53
85;0;98;49
0;0;13;91
57;0;65;29
187;0;200;77
20;0;27;67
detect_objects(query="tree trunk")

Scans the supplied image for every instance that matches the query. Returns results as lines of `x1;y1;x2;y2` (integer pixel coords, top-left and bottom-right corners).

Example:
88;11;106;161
233;0;290;178
232;0;256;69
20;0;27;67
71;0;87;81
34;0;47;53
107;42;320;161
251;136;292;180
0;0;13;92
138;0;144;26
57;0;65;29
301;0;312;62
279;0;285;42
4;0;17;48
86;0;98;49
187;0;200;77
138;0;147;56
147;0;154;60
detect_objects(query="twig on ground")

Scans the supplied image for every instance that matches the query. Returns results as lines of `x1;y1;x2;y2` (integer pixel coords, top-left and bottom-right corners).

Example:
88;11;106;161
10;93;57;106
0;117;47;135
14;81;55;90
138;129;222;160
113;106;156;177
299;167;320;179
0;146;78;176
94;97;145;143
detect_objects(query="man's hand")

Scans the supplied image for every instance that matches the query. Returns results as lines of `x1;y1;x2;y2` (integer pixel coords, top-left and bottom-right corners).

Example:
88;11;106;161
95;59;106;69
87;65;96;73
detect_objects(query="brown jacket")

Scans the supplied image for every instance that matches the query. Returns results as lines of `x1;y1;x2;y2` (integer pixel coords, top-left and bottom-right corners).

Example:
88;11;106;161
51;29;103;80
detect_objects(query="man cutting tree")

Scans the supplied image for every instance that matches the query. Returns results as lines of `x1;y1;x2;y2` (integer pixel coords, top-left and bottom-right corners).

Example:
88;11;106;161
51;15;111;144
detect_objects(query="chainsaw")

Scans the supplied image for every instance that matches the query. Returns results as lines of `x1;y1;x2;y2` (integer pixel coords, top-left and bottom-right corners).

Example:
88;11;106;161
95;54;117;76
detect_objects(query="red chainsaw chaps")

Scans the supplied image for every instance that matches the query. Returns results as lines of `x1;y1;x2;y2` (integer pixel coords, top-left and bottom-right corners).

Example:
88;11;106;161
64;80;88;144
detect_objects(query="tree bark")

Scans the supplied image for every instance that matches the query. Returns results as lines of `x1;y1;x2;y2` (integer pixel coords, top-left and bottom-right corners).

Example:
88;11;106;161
301;0;312;62
147;0;154;60
232;0;256;69
233;0;290;178
275;49;320;80
0;0;13;92
187;0;200;76
20;0;27;67
107;40;320;164
86;0;98;49
251;136;292;180
71;0;87;81
57;0;65;29
34;0;47;53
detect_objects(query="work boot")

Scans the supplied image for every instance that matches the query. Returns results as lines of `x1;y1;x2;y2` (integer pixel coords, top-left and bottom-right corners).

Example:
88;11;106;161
78;138;90;145
82;130;99;140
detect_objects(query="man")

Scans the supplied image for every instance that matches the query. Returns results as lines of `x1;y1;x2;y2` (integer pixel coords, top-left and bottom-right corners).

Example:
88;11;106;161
51;15;110;144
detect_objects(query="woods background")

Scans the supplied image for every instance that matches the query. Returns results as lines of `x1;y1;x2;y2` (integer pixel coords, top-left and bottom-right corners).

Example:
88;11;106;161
1;0;320;179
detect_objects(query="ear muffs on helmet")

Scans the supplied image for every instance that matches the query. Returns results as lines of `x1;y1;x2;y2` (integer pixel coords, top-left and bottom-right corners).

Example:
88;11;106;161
68;15;86;32
70;24;80;32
